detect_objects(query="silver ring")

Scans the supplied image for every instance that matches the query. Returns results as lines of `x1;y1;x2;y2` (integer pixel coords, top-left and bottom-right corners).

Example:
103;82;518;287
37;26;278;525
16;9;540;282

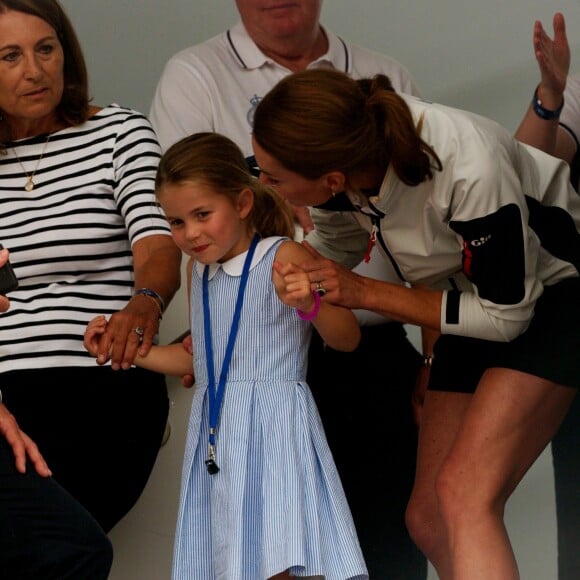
134;326;145;337
314;281;326;297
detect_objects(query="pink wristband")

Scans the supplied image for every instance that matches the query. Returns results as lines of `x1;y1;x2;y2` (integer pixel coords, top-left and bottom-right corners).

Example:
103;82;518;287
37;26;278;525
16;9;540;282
296;290;321;320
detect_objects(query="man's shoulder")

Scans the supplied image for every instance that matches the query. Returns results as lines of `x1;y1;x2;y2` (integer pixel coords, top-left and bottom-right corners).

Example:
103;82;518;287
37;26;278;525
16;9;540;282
328;32;418;95
165;29;230;67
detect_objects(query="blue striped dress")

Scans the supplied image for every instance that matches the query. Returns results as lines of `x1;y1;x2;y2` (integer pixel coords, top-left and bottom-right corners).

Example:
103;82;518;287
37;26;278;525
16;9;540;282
172;237;368;580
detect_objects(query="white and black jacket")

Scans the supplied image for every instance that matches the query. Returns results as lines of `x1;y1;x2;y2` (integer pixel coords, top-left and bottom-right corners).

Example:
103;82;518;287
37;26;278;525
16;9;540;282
307;95;580;342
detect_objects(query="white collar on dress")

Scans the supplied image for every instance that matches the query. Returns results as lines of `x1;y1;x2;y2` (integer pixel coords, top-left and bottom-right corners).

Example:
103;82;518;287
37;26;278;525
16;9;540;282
195;236;283;280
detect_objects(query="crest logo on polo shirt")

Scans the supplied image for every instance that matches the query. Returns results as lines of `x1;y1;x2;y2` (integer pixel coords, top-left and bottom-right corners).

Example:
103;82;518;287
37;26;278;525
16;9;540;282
247;95;261;127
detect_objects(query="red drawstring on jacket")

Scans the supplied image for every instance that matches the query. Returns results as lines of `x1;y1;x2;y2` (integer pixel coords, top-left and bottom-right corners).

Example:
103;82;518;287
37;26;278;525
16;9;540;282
364;226;377;263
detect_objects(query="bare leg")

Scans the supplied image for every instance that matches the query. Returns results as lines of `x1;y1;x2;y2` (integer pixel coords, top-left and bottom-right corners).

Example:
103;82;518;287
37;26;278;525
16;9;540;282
437;369;576;580
406;389;472;580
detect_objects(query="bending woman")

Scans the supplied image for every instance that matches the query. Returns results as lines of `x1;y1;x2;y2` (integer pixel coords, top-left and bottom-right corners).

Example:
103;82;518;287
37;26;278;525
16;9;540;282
250;68;580;580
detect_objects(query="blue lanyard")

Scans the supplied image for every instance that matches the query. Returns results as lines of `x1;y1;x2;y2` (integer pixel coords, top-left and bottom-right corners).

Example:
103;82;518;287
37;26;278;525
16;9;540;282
202;233;260;474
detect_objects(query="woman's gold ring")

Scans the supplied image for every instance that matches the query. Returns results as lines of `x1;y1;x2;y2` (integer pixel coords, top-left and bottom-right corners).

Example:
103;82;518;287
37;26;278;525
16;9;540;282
314;281;327;297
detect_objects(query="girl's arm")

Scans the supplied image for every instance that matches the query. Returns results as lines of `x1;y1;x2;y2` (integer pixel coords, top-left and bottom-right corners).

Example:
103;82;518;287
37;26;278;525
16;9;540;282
133;342;193;377
273;240;361;352
84;315;194;377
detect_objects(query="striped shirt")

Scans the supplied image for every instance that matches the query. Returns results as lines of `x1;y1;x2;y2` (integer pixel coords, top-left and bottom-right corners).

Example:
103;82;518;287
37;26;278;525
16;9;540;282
0;105;171;372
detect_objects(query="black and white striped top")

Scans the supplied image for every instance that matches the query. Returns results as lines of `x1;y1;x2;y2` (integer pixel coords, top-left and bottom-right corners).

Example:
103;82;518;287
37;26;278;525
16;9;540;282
0;105;171;372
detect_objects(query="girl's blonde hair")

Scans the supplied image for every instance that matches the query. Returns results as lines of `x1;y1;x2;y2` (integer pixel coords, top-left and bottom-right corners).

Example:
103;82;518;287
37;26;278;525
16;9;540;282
156;132;295;239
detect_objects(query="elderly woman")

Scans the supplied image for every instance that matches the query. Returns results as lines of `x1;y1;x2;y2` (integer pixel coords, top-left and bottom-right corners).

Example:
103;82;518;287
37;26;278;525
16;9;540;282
0;0;181;574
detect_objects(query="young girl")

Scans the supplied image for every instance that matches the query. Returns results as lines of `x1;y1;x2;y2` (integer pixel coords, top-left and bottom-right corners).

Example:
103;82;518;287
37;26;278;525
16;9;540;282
85;132;367;580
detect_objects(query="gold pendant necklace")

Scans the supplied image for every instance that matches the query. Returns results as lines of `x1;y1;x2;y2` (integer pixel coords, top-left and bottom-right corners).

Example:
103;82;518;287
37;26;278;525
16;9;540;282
12;134;51;192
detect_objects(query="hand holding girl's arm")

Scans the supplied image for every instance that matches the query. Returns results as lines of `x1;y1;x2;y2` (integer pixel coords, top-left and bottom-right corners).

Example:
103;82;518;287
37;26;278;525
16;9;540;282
84;316;194;378
273;241;361;352
301;241;443;331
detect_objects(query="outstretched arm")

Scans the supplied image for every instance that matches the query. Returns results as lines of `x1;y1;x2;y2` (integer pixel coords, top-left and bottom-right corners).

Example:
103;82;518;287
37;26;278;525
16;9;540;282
515;12;576;162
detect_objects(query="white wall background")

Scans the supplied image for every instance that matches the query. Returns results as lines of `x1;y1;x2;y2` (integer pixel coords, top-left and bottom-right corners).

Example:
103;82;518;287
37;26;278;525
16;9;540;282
57;1;577;578
59;0;580;129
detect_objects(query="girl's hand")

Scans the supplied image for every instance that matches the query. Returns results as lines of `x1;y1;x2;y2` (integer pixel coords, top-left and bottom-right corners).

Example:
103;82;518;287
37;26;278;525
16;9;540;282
273;260;316;312
273;239;361;351
84;315;110;363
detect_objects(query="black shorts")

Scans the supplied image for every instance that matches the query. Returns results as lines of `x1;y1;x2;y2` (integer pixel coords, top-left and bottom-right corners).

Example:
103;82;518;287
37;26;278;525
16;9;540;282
428;277;580;393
